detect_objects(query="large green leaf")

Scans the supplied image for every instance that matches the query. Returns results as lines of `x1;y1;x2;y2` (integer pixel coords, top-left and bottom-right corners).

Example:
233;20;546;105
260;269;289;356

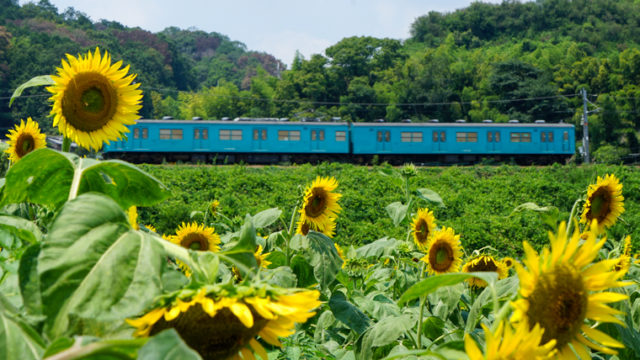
9;75;54;107
328;291;370;335
1;148;170;209
416;188;445;208
357;315;414;360
219;215;257;274
31;193;174;338
385;202;408;227
307;231;342;290
355;237;397;259
251;208;282;228
398;272;497;306
0;300;45;360
0;215;42;249
138;329;202;360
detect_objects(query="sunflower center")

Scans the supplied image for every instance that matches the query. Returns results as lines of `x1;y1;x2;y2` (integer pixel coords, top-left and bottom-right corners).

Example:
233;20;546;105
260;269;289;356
588;188;611;222
181;233;209;251
61;72;118;132
468;257;498;272
305;189;328;218
150;304;268;360
526;264;588;349
15;133;35;158
300;222;310;235
429;240;454;272
415;220;429;243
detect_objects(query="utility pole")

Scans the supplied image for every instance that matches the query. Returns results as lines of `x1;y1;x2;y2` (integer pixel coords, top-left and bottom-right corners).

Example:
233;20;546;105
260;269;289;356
581;88;590;163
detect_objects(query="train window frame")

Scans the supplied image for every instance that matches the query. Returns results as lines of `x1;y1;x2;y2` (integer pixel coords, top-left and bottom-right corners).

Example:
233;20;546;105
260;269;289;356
171;129;183;140
278;130;300;141
510;132;532;143
548;131;553;142
563;131;568;141
385;131;390;142
456;132;478;142
488;132;492;142
133;128;140;139
220;129;242;141
541;132;546;142
440;131;446;142
335;131;346;142
160;129;182;140
253;129;259;140
194;129;200;140
401;131;423;142
202;129;208;140
377;131;383;142
495;132;500;142
433;131;438;142
142;128;148;139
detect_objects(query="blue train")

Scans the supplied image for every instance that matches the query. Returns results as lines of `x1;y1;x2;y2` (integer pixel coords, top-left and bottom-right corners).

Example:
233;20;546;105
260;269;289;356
102;118;576;164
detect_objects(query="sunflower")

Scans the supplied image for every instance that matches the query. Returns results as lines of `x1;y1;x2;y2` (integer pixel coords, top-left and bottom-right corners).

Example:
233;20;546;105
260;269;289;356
4;117;46;163
462;255;509;288
614;235;632;275
512;221;630;359
295;216;336;238
411;208;436;249
47;47;142;151
169;222;221;276
254;245;271;269
465;321;557;360
580;174;624;232
420;227;463;275
209;200;220;216
298;176;341;232
126;284;321;360
502;256;516;269
127;206;139;230
335;243;346;268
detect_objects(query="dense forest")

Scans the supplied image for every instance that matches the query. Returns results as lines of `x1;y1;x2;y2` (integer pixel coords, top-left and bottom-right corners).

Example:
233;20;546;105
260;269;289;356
2;0;640;161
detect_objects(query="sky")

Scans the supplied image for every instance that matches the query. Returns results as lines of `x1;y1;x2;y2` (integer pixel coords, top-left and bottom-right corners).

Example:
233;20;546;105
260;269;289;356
22;0;503;67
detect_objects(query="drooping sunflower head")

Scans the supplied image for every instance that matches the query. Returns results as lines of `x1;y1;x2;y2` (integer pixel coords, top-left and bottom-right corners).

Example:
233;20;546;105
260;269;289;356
126;284;321;360
4;117;47;163
465;321;557;360
420;227;463;275
295;216;336;238
580;174;624;232
298;176;341;232
47;47;143;151
614;235;632;275
462;255;509;288
512;221;630;358
411;208;436;249
170;222;221;252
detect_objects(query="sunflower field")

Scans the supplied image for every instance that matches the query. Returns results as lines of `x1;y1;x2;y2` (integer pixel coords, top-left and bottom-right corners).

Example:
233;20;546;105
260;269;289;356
1;48;639;360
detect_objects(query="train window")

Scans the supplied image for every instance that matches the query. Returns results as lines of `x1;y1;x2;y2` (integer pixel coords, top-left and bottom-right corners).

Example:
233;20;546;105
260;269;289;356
202;129;208;140
319;130;325;140
401;132;423;142
336;131;346;142
311;130;316;141
385;131;390;142
142;128;148;139
194;129;200;140
134;128;140;139
159;129;171;140
488;132;493;142
433;131;438;142
563;131;568;140
456;132;478;142
278;130;300;141
231;130;242;140
510;132;532;143
440;131;446;142
377;131;383;142
262;130;267;140
547;132;553;142
253;129;259;140
541;132;546;142
495;132;500;142
171;129;183;140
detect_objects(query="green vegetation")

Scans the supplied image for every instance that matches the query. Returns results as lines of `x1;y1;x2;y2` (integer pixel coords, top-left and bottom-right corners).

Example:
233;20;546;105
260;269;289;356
3;0;640;160
139;163;640;255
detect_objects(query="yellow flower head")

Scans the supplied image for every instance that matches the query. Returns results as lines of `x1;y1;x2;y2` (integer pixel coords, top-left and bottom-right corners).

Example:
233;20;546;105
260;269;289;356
126;285;321;360
580;174;624;232
411;208;436;250
299;176;341;233
420;227;463;275
502;256;516;269
462;255;509;288
465;321;557;360
512;221;630;359
5;117;46;163
169;222;221;277
254;245;271;269
295;216;336;238
614;235;632;275
209;200;220;215
47;47;143;150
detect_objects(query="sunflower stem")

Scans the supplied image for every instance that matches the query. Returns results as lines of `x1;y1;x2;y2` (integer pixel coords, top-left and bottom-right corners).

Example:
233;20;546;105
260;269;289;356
416;262;427;349
285;205;298;267
566;198;581;236
62;136;71;152
68;158;83;201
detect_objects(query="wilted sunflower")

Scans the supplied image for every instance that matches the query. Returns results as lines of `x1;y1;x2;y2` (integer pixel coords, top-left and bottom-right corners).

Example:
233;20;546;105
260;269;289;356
462;255;509;288
420;227;463;275
47;47;142;150
299;176;341;232
126;284;320;360
169;222;221;276
614;235;632;275
295;216;336;238
512;221;630;359
465;321;557;360
580;174;624;232
411;208;436;249
5;117;46;163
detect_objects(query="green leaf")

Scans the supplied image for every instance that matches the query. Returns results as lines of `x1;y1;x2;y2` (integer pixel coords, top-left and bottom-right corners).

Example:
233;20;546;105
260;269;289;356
416;188;445;208
510;202;559;229
329;291;370;335
357;315;413;360
307;231;342;290
0;303;46;360
42;337;75;358
355;237;397;259
1;149;170;209
290;255;315;288
138;329;202;360
422;316;445;340
0;215;42;248
34;193;173;338
398;272;497;306
18;244;43;316
9;75;54;107
219;215;257;274
251;208;282;228
385;202;408;227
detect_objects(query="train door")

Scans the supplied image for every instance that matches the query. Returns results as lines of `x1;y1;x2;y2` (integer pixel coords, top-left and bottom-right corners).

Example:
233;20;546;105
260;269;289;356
431;130;445;152
487;131;500;152
193;128;208;150
310;129;324;151
133;127;148;149
541;131;553;152
562;130;569;152
253;128;267;151
376;130;391;152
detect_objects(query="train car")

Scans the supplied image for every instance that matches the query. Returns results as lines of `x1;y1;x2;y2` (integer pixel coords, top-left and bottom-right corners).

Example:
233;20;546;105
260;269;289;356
350;121;575;164
103;119;351;163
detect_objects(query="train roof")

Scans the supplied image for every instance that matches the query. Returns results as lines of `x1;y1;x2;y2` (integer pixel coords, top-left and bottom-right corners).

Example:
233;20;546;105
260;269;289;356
350;122;574;128
133;119;348;126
